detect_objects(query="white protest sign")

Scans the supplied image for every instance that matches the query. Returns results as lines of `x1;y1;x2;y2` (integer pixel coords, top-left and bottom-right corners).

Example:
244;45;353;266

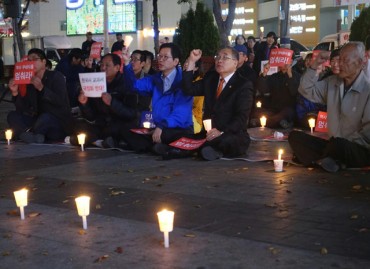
261;60;278;76
79;72;107;97
124;35;133;48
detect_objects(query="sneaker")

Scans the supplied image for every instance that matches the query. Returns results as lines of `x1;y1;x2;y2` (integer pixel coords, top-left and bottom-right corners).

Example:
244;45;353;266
200;146;223;161
152;143;170;155
317;157;340;173
19;132;45;144
279;119;293;129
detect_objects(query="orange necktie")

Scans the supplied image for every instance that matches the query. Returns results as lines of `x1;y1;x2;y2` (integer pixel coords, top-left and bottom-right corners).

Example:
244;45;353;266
216;78;224;98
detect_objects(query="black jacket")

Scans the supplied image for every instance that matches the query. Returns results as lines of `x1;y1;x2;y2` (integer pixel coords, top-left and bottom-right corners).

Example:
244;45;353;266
79;72;139;127
182;70;254;135
13;70;72;133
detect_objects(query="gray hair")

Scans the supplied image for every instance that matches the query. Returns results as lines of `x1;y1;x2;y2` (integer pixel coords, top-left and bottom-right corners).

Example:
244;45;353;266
342;41;365;60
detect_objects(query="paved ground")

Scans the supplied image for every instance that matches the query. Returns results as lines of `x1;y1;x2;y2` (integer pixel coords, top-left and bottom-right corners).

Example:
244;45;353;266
1;89;370;268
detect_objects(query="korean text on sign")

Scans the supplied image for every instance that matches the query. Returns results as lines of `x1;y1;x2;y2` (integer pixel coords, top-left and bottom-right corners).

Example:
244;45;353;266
79;72;107;97
268;48;293;67
169;137;206;150
315;111;328;133
13;61;35;85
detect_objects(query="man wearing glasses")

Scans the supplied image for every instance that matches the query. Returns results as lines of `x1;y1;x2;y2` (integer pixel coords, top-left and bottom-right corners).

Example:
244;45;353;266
120;43;193;154
182;47;254;160
7;48;72;143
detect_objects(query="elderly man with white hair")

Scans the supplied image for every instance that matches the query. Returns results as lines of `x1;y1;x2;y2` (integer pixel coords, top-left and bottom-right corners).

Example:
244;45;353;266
289;42;370;172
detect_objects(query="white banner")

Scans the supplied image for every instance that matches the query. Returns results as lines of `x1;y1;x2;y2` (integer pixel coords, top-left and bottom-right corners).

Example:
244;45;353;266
79;72;107;98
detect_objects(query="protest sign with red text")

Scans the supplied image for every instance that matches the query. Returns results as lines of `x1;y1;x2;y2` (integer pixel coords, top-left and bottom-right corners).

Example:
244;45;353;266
90;42;102;59
169;137;206;150
315;111;328;133
268;48;293;67
13;61;35;85
79;72;106;97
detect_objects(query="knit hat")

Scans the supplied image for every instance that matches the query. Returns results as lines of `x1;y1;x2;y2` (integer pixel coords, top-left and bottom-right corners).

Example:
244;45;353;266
234;44;248;55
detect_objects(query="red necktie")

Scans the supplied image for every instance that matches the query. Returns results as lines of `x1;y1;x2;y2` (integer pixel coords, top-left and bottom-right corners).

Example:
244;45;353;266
216;78;224;98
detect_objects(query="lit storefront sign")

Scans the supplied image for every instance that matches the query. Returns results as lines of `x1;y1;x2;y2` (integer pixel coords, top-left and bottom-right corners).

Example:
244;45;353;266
222;2;257;38
289;0;320;46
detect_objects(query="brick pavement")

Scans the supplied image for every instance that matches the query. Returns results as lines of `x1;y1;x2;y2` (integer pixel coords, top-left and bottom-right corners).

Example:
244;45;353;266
0;142;369;268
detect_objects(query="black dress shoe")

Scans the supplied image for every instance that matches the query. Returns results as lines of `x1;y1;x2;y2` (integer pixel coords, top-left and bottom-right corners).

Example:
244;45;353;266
316;157;340;173
152;143;170;155
200;146;223;161
162;148;193;160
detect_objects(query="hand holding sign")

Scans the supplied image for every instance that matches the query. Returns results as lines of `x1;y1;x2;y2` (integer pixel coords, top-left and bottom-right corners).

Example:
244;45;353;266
78;92;88;105
79;72;107;98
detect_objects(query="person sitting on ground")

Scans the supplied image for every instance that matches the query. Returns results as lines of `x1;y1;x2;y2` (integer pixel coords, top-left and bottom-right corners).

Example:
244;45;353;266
253;31;279;75
129;49;152;114
142;50;157;75
71;53;139;148
255;61;300;129
288;42;370;172
234;44;257;86
55;48;85;107
7;48;72;143
120;43;193;155
295;50;342;128
111;33;125;53
182;47;254;161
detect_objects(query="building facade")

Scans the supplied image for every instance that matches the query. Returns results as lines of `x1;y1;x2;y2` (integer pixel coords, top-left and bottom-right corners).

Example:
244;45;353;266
15;0;370;53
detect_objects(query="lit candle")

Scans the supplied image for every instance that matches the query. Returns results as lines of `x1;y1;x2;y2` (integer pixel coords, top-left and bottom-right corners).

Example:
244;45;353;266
157;209;175;248
143;121;151;129
260;26;264;33
308;118;315;134
14;189;28;220
203;119;212;132
278;149;283;161
75;196;90;230
5;129;12;145
256;101;262;108
260;116;267;128
77;133;86;151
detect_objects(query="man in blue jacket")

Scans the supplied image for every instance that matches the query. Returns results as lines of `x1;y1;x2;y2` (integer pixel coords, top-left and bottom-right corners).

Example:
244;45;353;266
121;43;193;154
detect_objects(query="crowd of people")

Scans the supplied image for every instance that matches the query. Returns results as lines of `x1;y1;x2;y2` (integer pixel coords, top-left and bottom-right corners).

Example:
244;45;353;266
5;31;370;173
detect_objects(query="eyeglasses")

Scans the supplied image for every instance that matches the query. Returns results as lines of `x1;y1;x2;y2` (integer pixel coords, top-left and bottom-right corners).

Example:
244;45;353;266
214;55;235;62
130;57;141;62
157;54;173;61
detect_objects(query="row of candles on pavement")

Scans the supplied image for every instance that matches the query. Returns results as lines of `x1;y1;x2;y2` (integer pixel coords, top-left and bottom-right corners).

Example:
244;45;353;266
256;101;316;133
3;104;316;148
13;188;174;248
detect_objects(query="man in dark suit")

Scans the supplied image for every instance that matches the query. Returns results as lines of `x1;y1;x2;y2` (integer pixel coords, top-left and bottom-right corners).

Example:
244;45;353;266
182;47;254;160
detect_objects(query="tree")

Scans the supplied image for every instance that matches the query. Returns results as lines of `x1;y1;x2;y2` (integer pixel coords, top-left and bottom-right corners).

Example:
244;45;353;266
349;5;370;44
173;1;219;63
178;0;236;47
0;0;48;59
